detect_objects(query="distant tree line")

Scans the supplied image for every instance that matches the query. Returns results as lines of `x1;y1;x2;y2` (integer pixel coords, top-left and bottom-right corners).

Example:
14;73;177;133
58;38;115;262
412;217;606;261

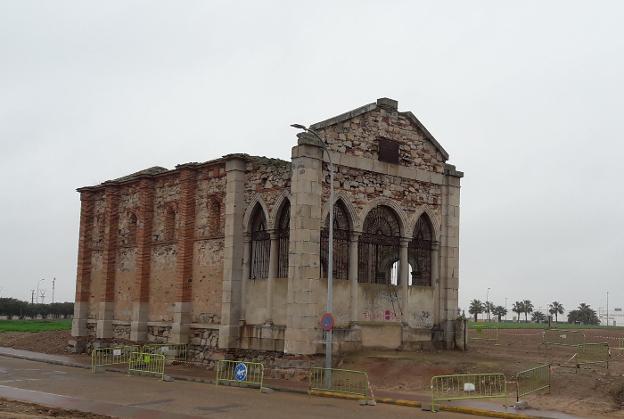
468;299;600;325
0;298;74;319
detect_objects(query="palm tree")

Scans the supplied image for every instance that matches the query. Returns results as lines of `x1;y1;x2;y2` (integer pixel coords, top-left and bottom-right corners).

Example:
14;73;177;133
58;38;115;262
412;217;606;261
548;302;564;323
492;305;507;322
512;301;524;323
532;311;546;323
523;300;534;323
468;299;485;322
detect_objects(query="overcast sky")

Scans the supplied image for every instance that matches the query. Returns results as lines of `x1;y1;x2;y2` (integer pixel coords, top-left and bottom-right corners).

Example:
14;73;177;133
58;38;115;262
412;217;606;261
1;1;623;320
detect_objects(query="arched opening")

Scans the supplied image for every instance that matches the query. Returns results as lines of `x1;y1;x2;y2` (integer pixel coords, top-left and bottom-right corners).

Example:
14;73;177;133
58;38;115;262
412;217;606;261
358;205;401;284
409;214;433;286
390;262;415;286
276;200;290;278
164;205;177;242
127;212;138;246
249;203;269;279
321;199;352;280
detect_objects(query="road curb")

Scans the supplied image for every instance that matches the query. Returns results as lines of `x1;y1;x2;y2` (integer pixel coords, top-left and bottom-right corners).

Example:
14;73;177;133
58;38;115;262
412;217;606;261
0;352;540;418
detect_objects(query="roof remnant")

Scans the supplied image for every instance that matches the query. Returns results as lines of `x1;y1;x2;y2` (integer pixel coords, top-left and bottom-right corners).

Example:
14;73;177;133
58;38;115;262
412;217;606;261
310;97;450;161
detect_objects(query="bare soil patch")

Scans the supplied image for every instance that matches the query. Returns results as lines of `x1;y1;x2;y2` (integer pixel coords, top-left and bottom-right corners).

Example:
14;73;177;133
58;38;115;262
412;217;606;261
0;398;109;418
0;331;71;354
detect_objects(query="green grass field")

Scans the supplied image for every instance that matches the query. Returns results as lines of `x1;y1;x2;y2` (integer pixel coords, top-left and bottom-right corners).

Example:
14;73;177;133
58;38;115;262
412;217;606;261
468;321;624;330
0;319;72;333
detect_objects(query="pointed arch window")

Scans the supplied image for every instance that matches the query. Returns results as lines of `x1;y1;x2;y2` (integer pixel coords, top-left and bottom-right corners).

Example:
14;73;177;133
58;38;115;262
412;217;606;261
276;201;290;278
358;205;401;284
321;200;351;280
408;214;433;286
249;205;270;279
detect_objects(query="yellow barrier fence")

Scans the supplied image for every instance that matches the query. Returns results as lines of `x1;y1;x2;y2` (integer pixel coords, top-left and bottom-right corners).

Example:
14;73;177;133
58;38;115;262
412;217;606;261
128;352;165;380
431;373;507;412
575;343;610;369
141;343;188;363
543;329;585;346
215;360;264;390
91;345;140;373
516;364;550;401
309;367;371;400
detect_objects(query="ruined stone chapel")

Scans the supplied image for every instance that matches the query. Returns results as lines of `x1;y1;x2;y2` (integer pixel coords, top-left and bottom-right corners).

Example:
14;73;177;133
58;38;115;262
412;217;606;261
71;98;463;355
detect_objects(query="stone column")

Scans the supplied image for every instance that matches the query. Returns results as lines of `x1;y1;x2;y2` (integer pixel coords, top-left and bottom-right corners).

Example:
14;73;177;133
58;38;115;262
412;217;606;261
266;232;279;324
284;133;323;355
240;236;250;322
219;155;247;349
131;179;154;342
440;165;462;348
71;191;94;348
349;232;360;322
399;239;410;320
171;168;197;344
97;187;120;339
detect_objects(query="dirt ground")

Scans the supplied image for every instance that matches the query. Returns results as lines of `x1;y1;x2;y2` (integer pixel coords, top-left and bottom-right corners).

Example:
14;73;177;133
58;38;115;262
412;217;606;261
338;328;624;418
0;331;71;354
1;328;624;418
0;398;109;418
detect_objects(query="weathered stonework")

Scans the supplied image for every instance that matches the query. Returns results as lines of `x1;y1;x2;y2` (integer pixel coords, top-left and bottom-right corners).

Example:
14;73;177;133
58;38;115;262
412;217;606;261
71;98;463;355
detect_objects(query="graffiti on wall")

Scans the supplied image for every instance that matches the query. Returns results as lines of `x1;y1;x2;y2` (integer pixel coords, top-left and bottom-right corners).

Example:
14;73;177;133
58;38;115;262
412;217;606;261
411;310;433;328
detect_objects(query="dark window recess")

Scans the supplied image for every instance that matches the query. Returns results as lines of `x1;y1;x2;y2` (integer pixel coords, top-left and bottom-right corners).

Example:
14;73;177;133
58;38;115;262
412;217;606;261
378;138;400;164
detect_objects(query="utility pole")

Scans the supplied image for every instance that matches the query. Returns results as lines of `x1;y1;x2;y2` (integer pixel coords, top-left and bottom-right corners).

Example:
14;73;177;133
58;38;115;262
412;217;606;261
52;277;56;304
486;287;491;321
31;290;35;304
606;291;609;327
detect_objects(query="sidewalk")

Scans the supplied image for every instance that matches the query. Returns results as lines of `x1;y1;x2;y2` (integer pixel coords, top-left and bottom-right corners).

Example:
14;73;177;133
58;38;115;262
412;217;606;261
0;347;581;419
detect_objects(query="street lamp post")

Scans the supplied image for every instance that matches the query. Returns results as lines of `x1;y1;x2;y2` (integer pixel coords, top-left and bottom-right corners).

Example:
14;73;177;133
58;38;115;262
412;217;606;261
36;279;46;304
291;124;335;371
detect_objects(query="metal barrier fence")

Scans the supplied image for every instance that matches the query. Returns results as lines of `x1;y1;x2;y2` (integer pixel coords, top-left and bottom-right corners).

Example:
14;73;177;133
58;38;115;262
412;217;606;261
575;343;610;368
128;352;165;380
543;329;585;346
91;345;140;373
431;373;507;412
516;364;550;401
470;327;499;343
588;335;624;348
309;367;371;399
215;360;264;390
142;343;188;363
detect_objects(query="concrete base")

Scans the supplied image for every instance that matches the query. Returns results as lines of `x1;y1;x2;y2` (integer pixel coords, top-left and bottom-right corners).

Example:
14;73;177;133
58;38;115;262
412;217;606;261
96;302;114;339
71;302;89;337
130;302;148;342
170;302;191;344
218;325;240;349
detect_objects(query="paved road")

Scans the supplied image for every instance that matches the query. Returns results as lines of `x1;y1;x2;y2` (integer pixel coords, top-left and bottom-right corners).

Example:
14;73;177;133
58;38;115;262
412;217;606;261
0;356;467;418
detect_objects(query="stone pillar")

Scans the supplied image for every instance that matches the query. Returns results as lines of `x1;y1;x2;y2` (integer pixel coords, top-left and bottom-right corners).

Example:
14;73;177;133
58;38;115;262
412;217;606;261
284;133;323;355
171;168;197;344
71;191;94;347
219;156;247;349
440;165;462;348
97;187;119;339
266;232;279;324
399;239;409;320
349;232;360;323
131;179;154;342
240;236;250;322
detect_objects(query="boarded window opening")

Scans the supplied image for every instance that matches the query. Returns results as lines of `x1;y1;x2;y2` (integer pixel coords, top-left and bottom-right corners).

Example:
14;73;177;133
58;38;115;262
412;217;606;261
378;138;400;164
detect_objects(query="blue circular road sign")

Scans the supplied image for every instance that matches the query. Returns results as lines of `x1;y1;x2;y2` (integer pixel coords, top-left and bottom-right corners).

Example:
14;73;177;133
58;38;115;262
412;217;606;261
234;362;248;382
320;312;335;332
